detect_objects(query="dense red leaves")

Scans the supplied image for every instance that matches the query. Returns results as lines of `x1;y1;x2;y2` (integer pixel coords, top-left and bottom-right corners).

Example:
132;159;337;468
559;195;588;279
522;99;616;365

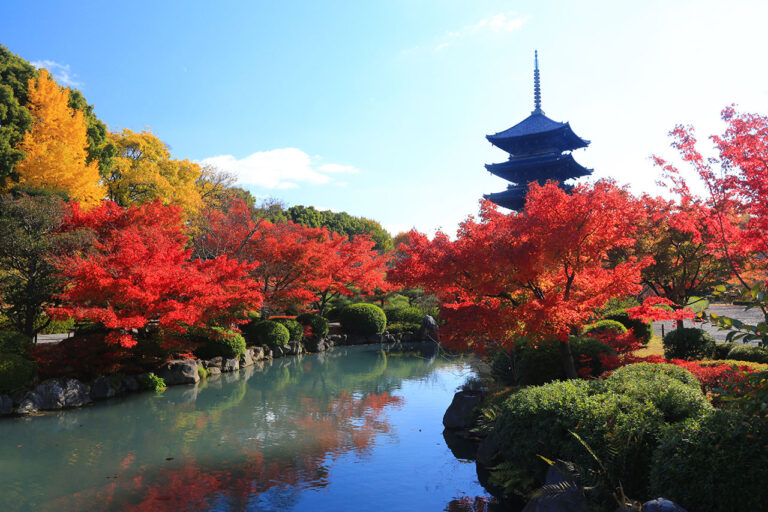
52;201;262;347
200;199;388;315
391;181;648;352
626;297;695;323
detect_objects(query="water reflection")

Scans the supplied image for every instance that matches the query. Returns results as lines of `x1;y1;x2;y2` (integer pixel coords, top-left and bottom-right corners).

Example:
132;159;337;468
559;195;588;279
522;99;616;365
0;345;492;511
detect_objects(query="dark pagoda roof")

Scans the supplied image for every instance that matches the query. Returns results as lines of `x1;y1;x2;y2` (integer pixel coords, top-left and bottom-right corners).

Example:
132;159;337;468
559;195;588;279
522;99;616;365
485;153;592;183
486;113;589;155
483;186;527;211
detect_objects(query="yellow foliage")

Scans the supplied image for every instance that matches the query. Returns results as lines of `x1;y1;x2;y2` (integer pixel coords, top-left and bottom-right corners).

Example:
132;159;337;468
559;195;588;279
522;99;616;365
14;69;104;208
107;129;203;218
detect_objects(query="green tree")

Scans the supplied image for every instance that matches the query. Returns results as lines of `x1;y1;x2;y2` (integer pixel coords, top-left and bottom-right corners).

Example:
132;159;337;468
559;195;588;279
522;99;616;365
0;45;35;186
0;192;87;338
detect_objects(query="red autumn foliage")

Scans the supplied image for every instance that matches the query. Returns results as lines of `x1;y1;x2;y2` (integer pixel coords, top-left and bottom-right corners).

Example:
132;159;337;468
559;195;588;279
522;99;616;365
626;297;696;323
391;181;649;361
198;199;389;315
51;200;262;349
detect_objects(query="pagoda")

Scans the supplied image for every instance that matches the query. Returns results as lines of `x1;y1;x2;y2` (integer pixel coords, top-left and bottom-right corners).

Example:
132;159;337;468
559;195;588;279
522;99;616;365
483;51;591;211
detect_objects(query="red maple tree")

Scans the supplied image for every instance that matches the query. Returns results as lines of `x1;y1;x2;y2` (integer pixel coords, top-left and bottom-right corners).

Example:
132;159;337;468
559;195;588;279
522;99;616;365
52;200;262;348
391;181;648;377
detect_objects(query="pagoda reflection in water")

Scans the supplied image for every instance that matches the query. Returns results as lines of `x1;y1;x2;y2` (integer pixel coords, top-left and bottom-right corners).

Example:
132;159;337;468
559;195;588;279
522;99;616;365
484;51;591;211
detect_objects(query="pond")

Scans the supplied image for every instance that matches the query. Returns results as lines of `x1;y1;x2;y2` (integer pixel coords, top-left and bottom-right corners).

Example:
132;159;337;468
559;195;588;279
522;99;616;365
0;344;495;511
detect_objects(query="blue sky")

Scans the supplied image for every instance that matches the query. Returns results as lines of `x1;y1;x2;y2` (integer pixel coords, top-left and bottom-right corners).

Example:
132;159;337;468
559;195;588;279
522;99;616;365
3;1;767;236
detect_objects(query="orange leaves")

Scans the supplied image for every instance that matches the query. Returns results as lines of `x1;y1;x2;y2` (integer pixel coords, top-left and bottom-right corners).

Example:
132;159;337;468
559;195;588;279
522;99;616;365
14;69;103;208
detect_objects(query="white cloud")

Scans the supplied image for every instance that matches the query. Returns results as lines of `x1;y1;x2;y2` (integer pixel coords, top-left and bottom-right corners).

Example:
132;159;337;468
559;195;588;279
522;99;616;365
200;148;360;189
436;11;529;51
30;60;81;88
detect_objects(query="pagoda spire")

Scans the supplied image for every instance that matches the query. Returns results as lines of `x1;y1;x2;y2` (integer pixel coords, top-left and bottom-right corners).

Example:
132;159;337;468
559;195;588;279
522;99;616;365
533;50;542;114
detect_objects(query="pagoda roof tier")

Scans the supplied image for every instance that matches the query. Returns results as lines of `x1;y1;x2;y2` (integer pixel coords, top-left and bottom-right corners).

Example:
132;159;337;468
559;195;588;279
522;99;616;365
484;186;527;211
486;113;589;155
485;153;592;184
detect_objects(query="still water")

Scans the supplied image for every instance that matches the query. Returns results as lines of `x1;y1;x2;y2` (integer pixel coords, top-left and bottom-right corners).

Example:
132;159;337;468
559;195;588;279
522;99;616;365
0;345;493;511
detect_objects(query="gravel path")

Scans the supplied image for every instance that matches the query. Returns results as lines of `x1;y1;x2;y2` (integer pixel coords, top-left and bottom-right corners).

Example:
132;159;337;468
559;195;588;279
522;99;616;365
653;304;765;343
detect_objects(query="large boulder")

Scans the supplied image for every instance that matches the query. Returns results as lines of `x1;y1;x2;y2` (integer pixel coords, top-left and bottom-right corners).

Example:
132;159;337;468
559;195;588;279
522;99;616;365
208;366;222;376
641;498;687;512
207;356;224;369
30;379;92;409
251;346;265;361
0;394;14;415
158;359;200;385
241;348;254;367
122;375;140;392
223;358;239;372
420;315;439;340
286;341;304;356
90;377;122;401
443;390;484;430
304;337;327;353
17;391;43;414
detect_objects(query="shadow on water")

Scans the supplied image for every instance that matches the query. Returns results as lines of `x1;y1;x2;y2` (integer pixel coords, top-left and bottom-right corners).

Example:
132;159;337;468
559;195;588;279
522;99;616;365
0;345;495;511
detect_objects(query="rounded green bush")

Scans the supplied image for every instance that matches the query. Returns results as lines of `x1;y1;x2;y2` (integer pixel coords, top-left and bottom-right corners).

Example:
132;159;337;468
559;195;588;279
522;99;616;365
0;353;35;392
583;319;628;336
713;342;736;360
384;306;424;325
663;327;716;360
296;313;329;337
602;310;653;344
0;331;32;355
274;318;303;341
245;321;290;348
386;322;421;335
192;327;246;359
726;343;768;364
339;303;386;336
606;362;701;389
515;337;616;386
650;410;768;512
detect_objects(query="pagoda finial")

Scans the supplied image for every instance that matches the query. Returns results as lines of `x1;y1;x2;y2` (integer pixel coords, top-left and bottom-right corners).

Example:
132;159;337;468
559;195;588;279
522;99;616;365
533;50;543;114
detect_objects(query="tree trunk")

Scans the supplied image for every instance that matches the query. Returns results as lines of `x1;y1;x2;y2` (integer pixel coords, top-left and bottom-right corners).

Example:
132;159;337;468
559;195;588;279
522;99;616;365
559;339;578;379
676;319;684;330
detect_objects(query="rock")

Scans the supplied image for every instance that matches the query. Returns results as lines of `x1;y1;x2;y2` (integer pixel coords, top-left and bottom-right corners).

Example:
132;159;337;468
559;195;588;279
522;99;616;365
29;379;93;409
476;432;501;467
443;390;484;430
522;464;587;512
158;359;200;385
251;346;265;361
287;341;304;355
17;391;42;414
207;356;223;369
223;358;239;372
641;498;688;512
420;315;439;340
0;394;14;415
123;375;140;392
304;337;327;353
91;376;120;401
208;366;222;376
442;428;479;460
241;349;254;367
273;346;284;358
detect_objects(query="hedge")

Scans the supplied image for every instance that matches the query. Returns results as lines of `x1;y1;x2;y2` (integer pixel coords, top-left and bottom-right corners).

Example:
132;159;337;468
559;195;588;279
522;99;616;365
339;304;386;336
663;327;716;360
296;313;329;337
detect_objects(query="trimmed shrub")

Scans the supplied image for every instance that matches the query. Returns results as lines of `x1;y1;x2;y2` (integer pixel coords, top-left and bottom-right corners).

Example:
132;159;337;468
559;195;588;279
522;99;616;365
386;322;421;335
582;319;627;336
602;310;653;344
384;306;424;325
0;353;35;392
274;318;303;341
0;331;32;355
570;336;617;377
339;303;386;335
192;327;246;360
606;362;701;389
662;327;716;360
726;343;768;364
296;313;329;337
650;410;768;512
713;342;736;360
245;321;290;348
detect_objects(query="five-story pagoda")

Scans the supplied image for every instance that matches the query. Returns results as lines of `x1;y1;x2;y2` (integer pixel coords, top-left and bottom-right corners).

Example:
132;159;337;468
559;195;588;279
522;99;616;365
484;51;591;211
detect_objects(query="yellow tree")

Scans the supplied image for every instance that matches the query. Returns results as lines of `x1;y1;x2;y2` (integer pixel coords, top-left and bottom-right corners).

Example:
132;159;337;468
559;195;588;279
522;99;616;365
107;128;203;218
14;69;104;208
